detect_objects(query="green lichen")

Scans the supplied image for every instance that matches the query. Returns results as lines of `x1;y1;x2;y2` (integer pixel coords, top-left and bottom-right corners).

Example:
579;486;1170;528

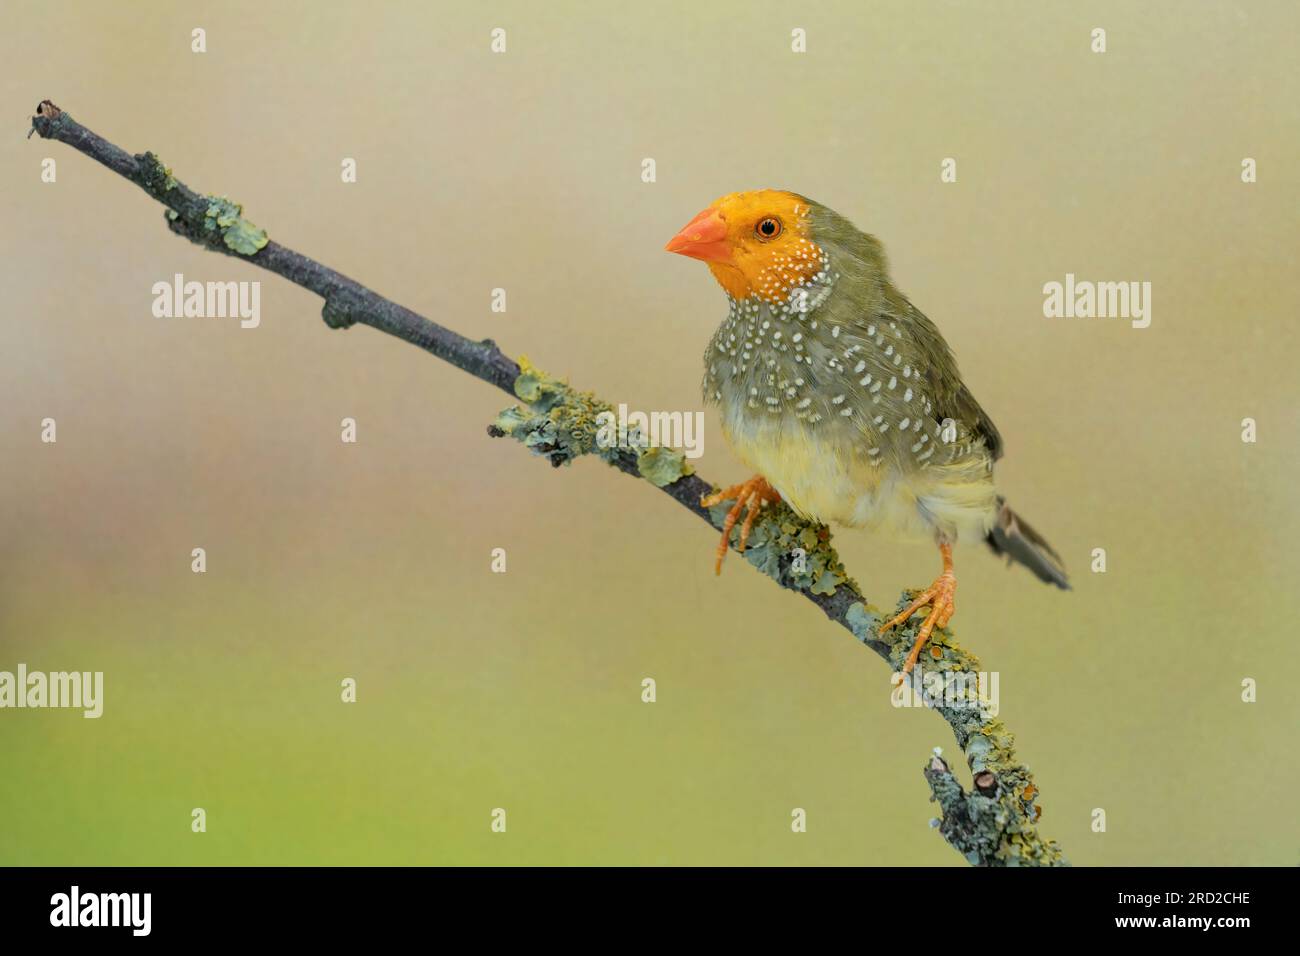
491;356;614;467
845;602;882;641
636;445;692;487
202;195;269;255
704;498;856;596
492;357;695;489
138;152;178;194
511;357;563;409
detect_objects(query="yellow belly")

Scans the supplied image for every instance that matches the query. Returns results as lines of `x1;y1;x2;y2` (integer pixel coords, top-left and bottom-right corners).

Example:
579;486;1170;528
721;415;997;543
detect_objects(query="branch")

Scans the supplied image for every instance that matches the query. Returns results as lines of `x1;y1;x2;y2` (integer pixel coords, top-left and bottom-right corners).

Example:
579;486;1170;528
29;100;1067;866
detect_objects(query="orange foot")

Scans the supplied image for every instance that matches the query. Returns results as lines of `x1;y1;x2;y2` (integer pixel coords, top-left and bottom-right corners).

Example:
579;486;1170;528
700;476;781;575
879;542;957;675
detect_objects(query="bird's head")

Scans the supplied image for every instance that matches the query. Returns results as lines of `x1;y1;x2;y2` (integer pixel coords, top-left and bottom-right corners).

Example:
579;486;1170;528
665;189;827;305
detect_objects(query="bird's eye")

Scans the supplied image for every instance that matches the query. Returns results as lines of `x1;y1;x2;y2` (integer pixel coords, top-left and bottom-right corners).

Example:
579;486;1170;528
755;217;782;240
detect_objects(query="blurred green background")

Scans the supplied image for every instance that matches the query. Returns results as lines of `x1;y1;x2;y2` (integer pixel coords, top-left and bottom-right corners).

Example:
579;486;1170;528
1;1;1297;865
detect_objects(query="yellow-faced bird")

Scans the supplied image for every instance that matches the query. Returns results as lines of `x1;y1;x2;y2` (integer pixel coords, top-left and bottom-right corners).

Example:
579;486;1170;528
666;190;1068;673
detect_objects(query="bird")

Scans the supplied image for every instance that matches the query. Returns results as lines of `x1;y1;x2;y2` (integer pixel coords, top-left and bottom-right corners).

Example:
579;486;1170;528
665;189;1068;674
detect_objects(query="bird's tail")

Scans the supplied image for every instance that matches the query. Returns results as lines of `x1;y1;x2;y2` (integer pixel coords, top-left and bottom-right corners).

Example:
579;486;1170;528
985;497;1070;590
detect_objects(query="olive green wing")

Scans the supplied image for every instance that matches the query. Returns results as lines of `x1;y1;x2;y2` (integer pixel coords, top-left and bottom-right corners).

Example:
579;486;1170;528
893;292;1003;462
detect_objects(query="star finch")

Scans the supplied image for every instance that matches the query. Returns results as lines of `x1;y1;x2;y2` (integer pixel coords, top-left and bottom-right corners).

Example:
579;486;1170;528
666;190;1068;673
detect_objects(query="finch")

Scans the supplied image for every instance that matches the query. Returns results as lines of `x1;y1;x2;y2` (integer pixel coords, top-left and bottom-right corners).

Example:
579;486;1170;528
666;190;1068;673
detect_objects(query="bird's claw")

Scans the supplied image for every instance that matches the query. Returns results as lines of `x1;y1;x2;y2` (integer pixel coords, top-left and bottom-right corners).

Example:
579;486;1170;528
879;567;957;675
701;476;781;575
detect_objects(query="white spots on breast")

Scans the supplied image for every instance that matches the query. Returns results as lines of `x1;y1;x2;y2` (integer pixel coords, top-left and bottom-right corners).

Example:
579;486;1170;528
708;249;949;442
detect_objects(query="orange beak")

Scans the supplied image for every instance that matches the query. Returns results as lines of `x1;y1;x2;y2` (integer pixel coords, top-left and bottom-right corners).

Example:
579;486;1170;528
664;207;731;263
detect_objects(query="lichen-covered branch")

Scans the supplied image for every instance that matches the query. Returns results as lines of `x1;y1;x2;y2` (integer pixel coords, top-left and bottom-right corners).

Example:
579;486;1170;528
29;100;1066;866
